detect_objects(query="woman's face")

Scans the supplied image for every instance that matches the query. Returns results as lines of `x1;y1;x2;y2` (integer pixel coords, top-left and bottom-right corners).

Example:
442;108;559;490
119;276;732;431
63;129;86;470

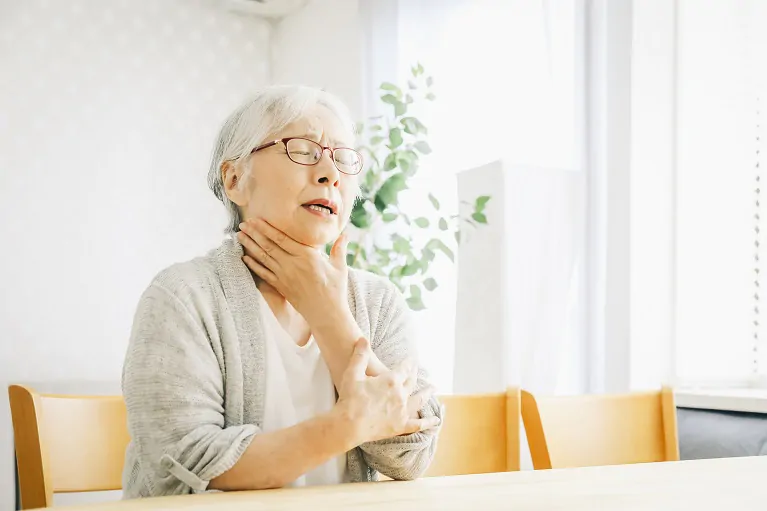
227;106;359;248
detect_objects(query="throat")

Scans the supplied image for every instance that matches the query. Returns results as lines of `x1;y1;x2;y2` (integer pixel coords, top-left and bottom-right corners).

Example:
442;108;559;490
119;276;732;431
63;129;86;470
258;283;312;346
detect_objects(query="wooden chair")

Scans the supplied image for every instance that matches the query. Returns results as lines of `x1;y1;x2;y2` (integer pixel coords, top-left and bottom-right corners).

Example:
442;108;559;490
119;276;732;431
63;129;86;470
8;385;130;509
424;388;521;476
521;387;679;470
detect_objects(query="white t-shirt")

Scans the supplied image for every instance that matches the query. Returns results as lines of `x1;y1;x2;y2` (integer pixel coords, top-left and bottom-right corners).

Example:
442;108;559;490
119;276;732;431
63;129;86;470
257;291;348;487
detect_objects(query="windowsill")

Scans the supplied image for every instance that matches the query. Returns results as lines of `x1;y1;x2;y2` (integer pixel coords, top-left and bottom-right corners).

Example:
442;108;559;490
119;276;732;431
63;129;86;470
675;388;767;414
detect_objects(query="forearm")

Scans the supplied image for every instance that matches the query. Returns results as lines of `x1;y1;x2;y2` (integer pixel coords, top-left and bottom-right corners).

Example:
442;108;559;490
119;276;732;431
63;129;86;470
311;308;387;386
209;411;354;491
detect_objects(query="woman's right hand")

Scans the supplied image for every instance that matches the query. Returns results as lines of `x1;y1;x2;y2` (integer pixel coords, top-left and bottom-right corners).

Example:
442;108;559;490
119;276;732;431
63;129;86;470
333;338;440;445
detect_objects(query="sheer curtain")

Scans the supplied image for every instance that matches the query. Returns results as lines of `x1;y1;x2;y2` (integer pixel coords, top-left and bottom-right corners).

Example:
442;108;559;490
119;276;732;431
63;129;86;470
675;0;767;388
363;0;588;394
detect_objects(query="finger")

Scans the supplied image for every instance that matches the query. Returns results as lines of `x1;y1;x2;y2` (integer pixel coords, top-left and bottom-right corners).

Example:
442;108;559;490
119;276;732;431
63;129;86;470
242;255;278;285
392;357;416;387
407;385;436;416
330;233;350;269
401;416;441;435
239;222;289;261
402;362;419;392
346;337;370;380
251;218;310;256
237;232;280;271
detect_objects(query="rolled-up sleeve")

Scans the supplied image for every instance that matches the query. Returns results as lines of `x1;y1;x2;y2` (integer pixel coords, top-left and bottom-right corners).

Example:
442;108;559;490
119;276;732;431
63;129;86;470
359;285;443;480
122;284;258;496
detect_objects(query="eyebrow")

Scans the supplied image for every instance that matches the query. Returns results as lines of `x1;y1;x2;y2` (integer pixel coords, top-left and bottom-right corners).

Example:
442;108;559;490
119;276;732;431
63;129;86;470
294;133;346;147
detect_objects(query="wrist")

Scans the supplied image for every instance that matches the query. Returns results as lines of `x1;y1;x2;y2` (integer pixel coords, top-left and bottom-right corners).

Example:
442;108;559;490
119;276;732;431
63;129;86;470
327;402;363;450
310;307;363;342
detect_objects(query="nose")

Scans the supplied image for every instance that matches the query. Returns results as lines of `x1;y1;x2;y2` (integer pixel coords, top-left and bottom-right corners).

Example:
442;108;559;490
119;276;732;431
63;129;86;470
314;148;340;187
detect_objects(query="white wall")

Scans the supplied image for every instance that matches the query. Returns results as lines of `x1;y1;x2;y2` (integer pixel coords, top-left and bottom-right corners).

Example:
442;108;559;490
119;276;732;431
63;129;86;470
629;0;677;390
271;0;364;118
0;0;271;508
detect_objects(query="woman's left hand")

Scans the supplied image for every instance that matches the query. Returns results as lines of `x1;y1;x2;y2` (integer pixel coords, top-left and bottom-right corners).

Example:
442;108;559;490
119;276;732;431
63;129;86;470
238;218;350;327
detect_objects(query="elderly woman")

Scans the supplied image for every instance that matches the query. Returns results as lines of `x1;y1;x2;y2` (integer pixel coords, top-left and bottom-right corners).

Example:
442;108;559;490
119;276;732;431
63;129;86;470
121;85;442;498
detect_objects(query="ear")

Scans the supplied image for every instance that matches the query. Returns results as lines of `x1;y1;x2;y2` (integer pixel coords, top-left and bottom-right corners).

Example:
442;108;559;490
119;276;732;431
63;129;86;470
222;161;249;207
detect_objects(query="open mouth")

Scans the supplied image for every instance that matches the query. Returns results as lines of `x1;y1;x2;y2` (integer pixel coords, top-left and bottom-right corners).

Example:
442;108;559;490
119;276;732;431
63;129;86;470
305;204;336;215
302;199;339;216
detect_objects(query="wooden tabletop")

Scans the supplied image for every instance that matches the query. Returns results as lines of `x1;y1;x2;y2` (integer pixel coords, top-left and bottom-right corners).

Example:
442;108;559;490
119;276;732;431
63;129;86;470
58;456;767;511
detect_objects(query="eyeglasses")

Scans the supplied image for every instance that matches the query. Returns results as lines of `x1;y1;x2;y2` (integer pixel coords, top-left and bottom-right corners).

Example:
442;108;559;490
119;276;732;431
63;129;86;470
251;137;364;175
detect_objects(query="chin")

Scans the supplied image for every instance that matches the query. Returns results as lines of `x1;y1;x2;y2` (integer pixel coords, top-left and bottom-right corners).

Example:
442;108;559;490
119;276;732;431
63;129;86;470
288;225;339;248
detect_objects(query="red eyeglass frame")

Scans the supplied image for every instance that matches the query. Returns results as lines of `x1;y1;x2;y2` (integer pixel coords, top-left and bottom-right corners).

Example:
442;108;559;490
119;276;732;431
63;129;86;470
250;137;363;175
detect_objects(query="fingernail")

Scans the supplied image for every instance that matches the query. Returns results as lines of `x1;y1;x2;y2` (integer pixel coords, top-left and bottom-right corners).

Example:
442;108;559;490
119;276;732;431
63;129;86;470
239;222;245;230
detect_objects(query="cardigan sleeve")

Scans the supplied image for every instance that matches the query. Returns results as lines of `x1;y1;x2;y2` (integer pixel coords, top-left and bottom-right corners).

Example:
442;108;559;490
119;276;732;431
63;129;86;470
358;283;443;480
122;283;258;496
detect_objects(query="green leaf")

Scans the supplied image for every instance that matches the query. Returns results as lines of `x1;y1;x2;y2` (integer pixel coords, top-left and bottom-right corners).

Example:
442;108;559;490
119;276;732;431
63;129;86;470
455;231;461;244
374;174;407;212
472;212;488;224
426;76;434;87
402;264;419;277
382;213;397;223
422;247;435;262
380;82;401;93
364;169;375;189
371;124;383;131
410;284;422;301
407;295;426;311
346;253;356;266
428;193;440;210
424;278;438;291
350;201;372;228
427;238;455;262
370;135;384;145
414;217;429;228
390;266;404;279
394;101;406;117
374;247;391;265
475;195;491;211
405;94;414;104
439;218;448;231
381;94;398;105
401;116;427;135
416;62;425;75
414;141;432;154
389;128;403;149
384;153;398;171
397;155;411;173
426;92;436;101
392;234;411;254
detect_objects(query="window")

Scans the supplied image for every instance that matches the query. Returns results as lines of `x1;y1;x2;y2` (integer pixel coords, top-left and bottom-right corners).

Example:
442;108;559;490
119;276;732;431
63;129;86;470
388;0;585;392
675;0;767;388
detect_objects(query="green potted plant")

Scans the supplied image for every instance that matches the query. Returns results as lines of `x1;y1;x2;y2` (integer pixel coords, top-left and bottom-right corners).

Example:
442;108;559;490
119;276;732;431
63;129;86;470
347;63;491;310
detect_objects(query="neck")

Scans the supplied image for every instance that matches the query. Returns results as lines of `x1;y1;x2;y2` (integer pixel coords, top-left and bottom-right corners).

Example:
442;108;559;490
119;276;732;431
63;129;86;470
256;280;290;314
254;277;311;346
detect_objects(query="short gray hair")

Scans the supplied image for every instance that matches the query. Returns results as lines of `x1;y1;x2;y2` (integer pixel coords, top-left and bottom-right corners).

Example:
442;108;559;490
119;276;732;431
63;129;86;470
207;85;356;234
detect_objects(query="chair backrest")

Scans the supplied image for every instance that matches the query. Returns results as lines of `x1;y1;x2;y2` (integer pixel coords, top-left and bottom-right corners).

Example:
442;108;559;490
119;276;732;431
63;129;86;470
521;387;679;470
8;385;130;509
425;388;520;476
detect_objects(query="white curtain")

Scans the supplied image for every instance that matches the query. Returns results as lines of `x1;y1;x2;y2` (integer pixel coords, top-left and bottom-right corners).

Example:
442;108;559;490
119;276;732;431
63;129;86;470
362;0;589;394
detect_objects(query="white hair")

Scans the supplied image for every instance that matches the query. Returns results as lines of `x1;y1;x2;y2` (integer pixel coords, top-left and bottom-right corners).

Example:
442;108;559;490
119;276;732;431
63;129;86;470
207;85;356;234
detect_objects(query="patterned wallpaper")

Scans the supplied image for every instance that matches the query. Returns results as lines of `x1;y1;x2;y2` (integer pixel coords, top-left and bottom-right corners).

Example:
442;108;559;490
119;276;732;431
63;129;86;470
0;1;272;509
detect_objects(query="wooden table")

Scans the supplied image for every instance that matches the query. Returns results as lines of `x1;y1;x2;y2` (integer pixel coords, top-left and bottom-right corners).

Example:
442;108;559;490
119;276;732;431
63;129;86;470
59;456;767;511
